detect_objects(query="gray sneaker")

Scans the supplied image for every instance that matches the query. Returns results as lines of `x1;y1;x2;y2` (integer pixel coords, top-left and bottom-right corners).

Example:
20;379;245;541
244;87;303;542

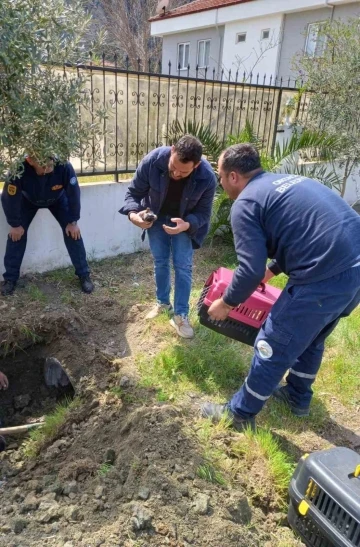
169;315;194;339
145;303;173;320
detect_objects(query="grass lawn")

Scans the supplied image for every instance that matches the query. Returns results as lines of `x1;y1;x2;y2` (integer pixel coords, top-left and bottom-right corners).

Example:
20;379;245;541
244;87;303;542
8;243;359;533
133;244;360;511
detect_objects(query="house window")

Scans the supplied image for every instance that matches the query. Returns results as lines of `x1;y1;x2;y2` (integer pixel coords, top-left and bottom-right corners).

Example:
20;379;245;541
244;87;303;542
197;39;211;68
177;42;190;70
261;29;270;40
305;22;327;57
236;32;247;43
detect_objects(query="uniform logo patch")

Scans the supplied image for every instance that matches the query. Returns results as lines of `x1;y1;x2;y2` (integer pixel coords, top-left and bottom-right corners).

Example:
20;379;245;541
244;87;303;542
69;177;78;186
7;184;17;196
257;340;273;359
51;184;63;191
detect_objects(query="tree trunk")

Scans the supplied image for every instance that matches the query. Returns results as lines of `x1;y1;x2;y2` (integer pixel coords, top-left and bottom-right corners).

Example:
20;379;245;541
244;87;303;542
340;157;354;199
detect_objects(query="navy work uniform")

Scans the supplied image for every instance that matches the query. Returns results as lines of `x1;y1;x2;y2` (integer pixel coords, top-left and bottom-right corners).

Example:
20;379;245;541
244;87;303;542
1;160;90;287
222;172;360;418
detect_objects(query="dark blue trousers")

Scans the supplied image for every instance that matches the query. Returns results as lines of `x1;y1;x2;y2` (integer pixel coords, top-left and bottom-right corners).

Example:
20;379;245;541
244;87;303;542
3;195;89;282
230;265;360;418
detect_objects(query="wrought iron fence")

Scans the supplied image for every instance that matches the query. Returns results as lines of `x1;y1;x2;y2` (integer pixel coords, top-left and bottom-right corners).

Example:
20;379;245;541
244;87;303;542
67;57;309;178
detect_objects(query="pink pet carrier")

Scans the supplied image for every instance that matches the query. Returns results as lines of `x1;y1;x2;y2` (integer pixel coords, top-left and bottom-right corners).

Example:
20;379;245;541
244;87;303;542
197;267;282;346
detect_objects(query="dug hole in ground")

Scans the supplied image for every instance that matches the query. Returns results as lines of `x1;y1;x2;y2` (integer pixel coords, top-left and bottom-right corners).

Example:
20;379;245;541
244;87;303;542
0;246;359;547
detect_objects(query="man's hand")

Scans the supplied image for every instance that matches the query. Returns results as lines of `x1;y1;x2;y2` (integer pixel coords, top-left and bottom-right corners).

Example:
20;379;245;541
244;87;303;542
208;298;234;321
9;226;24;242
163;218;190;235
262;268;275;284
129;211;154;230
0;371;9;390
65;223;81;240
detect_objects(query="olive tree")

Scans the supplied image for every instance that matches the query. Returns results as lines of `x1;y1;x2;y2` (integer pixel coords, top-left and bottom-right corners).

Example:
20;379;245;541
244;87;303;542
0;0;104;179
294;18;360;199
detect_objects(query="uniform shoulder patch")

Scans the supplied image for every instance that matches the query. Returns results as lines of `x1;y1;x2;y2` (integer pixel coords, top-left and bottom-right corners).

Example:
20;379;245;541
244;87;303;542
7;184;17;196
51;185;63;191
257;340;273;359
69;176;78;186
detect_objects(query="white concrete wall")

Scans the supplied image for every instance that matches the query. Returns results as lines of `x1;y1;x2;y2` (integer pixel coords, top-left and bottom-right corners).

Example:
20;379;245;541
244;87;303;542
221;13;283;81
0;182;148;278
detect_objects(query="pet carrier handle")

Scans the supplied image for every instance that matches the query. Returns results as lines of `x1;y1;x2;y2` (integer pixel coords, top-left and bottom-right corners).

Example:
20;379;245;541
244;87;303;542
205;271;215;287
257;283;266;293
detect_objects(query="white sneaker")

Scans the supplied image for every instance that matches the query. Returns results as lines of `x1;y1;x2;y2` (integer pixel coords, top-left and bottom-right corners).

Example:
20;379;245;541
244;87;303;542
145;303;173;320
169;315;194;339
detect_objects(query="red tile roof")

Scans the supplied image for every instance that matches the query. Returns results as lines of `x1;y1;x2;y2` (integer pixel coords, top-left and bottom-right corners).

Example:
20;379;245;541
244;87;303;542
150;0;255;22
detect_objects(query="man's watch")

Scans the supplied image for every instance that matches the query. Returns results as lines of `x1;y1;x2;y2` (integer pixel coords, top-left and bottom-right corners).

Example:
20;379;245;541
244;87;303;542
70;221;77;226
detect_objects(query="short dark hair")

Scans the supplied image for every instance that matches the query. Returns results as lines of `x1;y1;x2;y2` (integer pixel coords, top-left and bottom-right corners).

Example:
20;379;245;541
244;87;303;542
174;135;203;164
221;144;261;175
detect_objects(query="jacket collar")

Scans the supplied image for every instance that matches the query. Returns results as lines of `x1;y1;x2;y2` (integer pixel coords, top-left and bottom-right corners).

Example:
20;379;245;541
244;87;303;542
153;146;171;172
247;170;266;184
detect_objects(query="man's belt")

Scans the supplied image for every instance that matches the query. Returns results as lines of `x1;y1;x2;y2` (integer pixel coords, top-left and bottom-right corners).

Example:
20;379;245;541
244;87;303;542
22;192;63;207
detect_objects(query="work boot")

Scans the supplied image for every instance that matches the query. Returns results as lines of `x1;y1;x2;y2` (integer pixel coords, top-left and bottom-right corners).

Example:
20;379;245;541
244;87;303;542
79;275;94;294
1;280;16;296
169;315;194;339
145;303;173;320
273;385;310;417
201;402;256;432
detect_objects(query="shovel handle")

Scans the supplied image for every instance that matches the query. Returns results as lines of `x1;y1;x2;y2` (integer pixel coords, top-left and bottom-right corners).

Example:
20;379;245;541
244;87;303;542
0;423;43;436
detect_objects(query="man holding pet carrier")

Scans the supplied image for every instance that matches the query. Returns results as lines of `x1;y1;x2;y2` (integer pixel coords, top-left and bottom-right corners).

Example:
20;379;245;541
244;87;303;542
202;143;360;431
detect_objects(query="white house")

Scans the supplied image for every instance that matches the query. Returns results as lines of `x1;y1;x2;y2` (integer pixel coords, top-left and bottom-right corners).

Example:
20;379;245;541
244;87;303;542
150;0;360;82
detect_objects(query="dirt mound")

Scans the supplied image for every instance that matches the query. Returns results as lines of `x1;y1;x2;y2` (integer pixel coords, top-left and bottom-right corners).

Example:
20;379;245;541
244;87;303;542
0;401;283;547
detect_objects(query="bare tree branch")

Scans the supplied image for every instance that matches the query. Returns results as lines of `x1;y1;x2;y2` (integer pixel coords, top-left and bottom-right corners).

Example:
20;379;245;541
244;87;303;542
233;30;282;81
89;0;192;70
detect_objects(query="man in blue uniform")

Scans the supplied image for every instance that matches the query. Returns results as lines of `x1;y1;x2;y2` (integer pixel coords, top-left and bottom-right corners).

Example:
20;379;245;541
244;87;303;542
120;135;216;339
1;157;94;296
202;144;360;431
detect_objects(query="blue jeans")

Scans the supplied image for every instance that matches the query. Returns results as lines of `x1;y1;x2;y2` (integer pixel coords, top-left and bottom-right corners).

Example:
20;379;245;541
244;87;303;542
3;194;89;282
230;265;360;419
147;216;194;317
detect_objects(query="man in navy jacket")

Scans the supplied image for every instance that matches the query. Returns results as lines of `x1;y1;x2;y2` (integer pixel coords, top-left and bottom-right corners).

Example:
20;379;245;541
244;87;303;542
1;157;94;295
202;143;360;431
120;136;216;338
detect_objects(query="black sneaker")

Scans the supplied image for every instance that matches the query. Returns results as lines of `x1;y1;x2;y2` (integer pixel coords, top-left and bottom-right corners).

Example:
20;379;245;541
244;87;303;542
201;402;256;432
273;385;310;417
79;275;94;294
1;280;16;296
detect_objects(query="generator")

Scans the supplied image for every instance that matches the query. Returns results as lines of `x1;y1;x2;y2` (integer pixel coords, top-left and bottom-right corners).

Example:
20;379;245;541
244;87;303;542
197;267;282;346
288;447;360;547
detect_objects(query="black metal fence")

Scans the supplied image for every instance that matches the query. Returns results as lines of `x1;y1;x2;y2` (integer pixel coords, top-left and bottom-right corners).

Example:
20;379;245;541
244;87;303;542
69;58;310;177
